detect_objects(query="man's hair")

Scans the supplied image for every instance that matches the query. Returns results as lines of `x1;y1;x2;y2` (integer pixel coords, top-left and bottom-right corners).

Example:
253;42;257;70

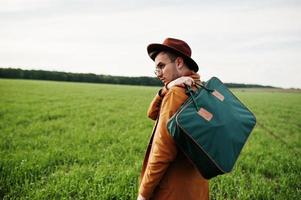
161;51;178;62
157;51;189;68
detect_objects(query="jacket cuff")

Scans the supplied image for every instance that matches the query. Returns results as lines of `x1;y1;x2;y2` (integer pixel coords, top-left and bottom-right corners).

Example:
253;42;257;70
158;86;169;98
139;185;152;200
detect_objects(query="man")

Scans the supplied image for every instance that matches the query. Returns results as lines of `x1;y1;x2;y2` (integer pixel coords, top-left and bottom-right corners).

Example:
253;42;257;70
138;38;209;200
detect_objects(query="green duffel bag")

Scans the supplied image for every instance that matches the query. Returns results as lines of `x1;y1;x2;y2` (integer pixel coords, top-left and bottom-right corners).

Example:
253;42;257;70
167;77;256;179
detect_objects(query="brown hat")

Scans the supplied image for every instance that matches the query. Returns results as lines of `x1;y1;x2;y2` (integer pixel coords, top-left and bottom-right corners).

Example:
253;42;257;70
147;37;199;72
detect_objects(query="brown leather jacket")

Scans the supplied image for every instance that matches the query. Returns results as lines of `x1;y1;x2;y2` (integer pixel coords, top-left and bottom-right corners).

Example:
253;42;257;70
139;73;209;200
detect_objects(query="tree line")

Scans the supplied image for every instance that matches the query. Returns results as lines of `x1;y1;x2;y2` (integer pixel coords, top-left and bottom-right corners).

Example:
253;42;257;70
0;68;162;86
0;68;274;88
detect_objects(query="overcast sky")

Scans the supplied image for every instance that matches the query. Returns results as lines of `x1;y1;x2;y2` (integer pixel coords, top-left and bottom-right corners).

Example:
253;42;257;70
1;0;300;88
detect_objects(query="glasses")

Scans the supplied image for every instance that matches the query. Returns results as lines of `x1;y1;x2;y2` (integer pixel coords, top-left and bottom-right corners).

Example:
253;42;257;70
154;61;175;76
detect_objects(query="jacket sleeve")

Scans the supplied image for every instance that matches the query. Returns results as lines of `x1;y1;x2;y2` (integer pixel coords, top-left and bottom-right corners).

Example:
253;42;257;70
147;93;163;120
147;87;169;120
139;87;188;199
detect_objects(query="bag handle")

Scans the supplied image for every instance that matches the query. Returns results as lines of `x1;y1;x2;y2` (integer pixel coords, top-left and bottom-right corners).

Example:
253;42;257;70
185;83;214;111
195;82;214;93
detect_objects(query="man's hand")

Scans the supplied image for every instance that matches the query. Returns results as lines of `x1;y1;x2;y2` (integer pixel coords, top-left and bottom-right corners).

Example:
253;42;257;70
137;194;146;200
167;76;195;89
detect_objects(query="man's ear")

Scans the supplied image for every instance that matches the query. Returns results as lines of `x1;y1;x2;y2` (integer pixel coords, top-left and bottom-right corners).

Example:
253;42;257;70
175;57;184;70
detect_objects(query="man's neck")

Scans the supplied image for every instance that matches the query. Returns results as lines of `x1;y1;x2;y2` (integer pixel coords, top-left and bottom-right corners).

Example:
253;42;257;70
180;70;194;77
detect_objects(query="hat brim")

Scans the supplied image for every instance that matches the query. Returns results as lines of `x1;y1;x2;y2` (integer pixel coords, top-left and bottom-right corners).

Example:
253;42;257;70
147;43;199;72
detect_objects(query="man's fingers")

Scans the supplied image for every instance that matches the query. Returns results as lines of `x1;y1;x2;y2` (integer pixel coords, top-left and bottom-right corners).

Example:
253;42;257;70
171;77;195;88
184;79;193;86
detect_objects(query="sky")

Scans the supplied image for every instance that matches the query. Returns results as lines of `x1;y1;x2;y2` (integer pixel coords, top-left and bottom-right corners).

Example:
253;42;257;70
1;0;300;88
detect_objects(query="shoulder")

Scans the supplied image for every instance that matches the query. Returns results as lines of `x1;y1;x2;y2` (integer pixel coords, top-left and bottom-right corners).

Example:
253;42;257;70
161;86;188;108
165;86;187;99
159;86;188;116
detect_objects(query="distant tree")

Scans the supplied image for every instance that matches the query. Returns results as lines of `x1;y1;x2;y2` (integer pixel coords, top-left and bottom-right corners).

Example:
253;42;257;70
0;67;276;88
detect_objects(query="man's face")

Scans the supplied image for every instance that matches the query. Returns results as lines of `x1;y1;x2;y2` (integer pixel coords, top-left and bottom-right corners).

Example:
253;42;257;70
154;52;180;85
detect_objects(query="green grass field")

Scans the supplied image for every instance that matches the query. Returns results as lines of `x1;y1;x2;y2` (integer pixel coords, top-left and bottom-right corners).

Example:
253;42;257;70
0;79;300;199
